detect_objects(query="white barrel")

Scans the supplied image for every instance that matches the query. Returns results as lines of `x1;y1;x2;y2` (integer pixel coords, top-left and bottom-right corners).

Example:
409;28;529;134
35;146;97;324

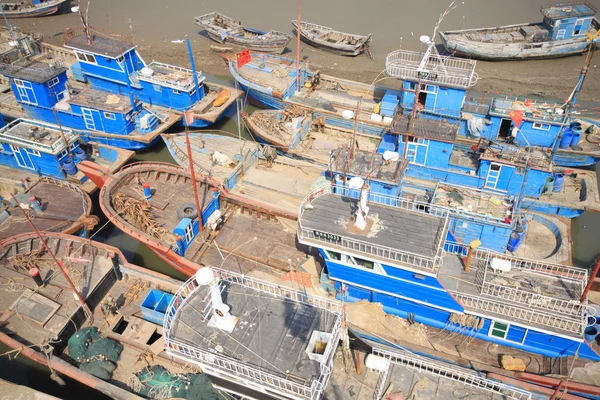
365;354;389;372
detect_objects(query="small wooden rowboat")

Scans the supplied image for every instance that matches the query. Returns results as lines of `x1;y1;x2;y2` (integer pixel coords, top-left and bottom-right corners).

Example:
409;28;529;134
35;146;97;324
292;20;372;57
195;12;292;54
1;0;67;18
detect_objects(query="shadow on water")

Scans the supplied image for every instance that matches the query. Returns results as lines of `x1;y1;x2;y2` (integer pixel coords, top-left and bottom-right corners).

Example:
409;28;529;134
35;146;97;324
571;163;600;270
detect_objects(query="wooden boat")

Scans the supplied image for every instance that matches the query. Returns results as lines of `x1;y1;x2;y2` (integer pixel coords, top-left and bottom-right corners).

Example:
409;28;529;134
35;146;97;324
0;176;98;241
439;1;600;60
195;12;292;54
291;20;372;57
0;0;67;18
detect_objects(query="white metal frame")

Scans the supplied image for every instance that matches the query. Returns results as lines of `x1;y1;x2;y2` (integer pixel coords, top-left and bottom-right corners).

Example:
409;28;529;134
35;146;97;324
10;144;34;170
488;320;510;340
532;122;551;131
14;79;37;105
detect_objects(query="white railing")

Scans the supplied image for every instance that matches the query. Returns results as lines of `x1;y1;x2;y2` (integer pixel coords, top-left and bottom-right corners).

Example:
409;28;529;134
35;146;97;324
372;356;391;400
139;61;205;91
490;96;564;122
452;291;585;335
373;347;532;400
298;184;448;272
480;280;587;317
385;49;478;89
163;268;342;400
0;119;77;154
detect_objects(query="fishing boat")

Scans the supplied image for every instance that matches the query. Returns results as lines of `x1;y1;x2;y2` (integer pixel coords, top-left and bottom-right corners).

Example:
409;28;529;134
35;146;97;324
242;109;380;164
195;12;292;54
0;177;97;240
0;0;67;18
291;20;372;57
439;1;600;60
0;118;133;194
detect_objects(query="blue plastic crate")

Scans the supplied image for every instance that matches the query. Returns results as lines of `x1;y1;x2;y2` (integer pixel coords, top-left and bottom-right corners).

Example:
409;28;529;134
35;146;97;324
141;289;172;325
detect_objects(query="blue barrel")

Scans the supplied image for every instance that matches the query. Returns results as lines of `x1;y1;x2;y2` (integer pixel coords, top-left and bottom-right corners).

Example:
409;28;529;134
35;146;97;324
543;177;554;194
553;173;564;192
516;222;526;242
62;157;78;175
507;232;522;252
585;325;599;343
570;121;582;130
73;147;88;161
570;126;583;147
559;128;573;149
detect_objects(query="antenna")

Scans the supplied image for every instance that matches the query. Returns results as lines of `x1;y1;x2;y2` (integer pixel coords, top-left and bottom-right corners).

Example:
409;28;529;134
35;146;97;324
77;0;92;45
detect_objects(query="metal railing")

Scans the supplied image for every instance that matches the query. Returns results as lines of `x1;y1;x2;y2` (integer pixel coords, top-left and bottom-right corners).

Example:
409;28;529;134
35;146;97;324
0;118;77;153
451;291;585;335
386;49;478;89
541;0;597;18
164;268;341;400
138;61;205;91
490;96;564;123
37;176;89;215
297;184;448;272
372;347;532;400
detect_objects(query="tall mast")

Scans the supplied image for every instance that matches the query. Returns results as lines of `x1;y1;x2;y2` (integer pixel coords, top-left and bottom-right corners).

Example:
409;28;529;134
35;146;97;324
295;0;302;92
184;121;204;232
185;35;201;103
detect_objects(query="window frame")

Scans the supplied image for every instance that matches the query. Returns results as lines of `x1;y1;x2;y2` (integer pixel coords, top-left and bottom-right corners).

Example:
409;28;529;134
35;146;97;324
173;89;181;95
27;149;41;157
75;51;97;64
104;112;116;120
532;122;551;131
489;321;509;340
48;77;60;88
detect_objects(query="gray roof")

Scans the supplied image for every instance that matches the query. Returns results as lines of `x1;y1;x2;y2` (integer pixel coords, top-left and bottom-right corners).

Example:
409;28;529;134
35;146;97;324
65;34;135;58
331;149;408;185
0;59;65;83
391;115;459;143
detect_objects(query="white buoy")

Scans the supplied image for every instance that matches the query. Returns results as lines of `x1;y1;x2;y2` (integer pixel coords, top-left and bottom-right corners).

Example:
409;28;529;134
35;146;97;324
71;6;79;12
342;110;355;119
365;354;390;371
354;183;370;231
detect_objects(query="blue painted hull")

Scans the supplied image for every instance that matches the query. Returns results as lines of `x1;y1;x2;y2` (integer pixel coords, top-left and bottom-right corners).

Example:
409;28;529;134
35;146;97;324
77;131;160;151
228;62;284;110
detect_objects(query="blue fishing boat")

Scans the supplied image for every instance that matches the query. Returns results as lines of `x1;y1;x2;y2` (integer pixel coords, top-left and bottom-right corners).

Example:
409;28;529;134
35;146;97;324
64;34;242;129
297;182;600;360
0;0;67;18
440;1;600;60
0;57;179;151
0;118;133;193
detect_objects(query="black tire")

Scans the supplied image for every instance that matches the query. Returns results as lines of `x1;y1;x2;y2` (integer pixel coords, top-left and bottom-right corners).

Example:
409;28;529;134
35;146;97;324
177;203;198;220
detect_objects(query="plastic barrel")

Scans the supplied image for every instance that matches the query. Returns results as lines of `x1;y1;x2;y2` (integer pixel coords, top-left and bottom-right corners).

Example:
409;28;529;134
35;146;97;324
553;174;564;193
585;326;599;343
559;128;573;149
570;126;583;147
507;231;521;252
62;157;78;175
570;121;582;130
543;177;554;194
73;147;88;161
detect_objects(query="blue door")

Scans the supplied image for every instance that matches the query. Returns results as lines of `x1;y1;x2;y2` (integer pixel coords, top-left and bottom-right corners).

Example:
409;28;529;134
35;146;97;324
81;108;105;132
485;162;515;191
14;79;37;105
10;145;34;170
406;139;429;165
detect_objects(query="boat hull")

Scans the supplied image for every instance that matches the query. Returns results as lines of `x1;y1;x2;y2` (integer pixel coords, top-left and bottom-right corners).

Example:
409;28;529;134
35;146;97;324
76;131;162;151
297;34;366;56
2;2;63;18
205;32;290;54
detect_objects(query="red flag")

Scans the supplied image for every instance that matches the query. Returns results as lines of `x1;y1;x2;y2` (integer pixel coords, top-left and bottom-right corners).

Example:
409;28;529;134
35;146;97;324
183;110;194;126
508;110;524;128
236;50;251;69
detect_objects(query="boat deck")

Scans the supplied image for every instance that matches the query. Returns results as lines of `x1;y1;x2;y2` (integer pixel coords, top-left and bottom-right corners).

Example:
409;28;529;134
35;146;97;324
0;235;113;346
0;179;87;240
295;129;380;164
331;149;408;185
189;82;242;123
237;57;296;93
169;279;339;385
537;167;600;212
301;193;445;259
432;184;513;220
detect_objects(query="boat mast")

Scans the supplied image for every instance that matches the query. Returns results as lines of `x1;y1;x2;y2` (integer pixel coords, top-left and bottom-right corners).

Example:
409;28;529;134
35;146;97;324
184;121;204;232
185;35;201;103
10;193;93;323
0;0;19;52
295;0;302;92
77;1;92;46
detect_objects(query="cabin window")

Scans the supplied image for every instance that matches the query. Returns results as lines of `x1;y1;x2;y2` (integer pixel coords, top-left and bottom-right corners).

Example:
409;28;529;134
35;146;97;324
173;89;181;95
59;149;68;158
104;112;116;120
349;256;375;270
189;88;196;96
27;149;41;157
116;56;124;63
47;77;60;88
532;122;550;131
326;250;341;261
516;167;525;175
556;29;566;40
408;82;417;91
489;321;509;339
153;84;162;93
490;163;501;172
184;223;194;243
75;51;97;64
69;143;78;150
573;19;585;36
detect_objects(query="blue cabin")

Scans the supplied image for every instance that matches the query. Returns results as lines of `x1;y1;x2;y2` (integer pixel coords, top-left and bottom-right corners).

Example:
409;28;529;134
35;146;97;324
541;2;596;41
297;186;599;361
65;34;238;128
0;58;164;150
0;118;81;179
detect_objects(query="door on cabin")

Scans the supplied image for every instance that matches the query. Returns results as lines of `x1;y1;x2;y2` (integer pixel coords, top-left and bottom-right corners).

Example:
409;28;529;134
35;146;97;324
406;138;429;165
10;145;34;170
14;79;37;105
485;162;515;191
497;118;512;140
81;108;105;132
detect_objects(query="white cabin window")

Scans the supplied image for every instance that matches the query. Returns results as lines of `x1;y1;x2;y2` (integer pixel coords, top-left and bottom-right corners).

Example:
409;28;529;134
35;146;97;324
69;143;78;150
48;77;60;88
489;321;509;340
59;149;68;158
173;89;181;95
116;56;124;63
556;29;566;40
28;149;41;157
104;112;116;120
75;51;97;64
532;122;551;131
573;18;585;36
326;250;341;261
184;223;194;243
153;84;162;93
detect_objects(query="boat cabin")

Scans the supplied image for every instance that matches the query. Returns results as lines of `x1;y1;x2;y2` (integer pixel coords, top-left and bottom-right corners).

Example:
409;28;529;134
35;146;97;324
0;118;80;178
65;34;207;112
541;1;597;41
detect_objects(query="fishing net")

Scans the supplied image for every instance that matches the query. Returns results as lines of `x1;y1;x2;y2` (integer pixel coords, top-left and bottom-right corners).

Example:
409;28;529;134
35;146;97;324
129;365;217;400
67;328;123;381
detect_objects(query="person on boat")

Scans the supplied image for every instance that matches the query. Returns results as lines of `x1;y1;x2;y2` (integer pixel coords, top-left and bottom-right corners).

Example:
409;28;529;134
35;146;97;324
508;124;519;144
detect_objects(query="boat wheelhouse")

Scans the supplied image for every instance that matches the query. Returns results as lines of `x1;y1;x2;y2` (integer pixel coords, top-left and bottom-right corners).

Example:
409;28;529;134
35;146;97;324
65;34;242;129
297;184;600;360
440;1;600;60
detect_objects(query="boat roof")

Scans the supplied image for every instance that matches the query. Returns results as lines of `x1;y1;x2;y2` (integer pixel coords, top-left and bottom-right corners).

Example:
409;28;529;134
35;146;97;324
166;268;341;397
480;145;553;171
391;115;459;143
0;118;77;155
0;57;66;83
133;61;204;92
432;183;515;222
65;34;135;58
541;1;597;20
330;149;408;185
68;88;136;113
438;251;588;337
298;188;448;273
491;95;564;124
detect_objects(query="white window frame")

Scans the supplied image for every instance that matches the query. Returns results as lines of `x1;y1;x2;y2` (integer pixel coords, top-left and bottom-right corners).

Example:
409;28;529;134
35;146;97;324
173;89;181;95
69;143;78;150
75;51;97;64
48;77;60;88
104;112;116;120
116;56;125;63
59;149;68;159
573;18;585;36
27;149;41;157
556;29;566;40
532;122;551;131
184;223;194;243
488;320;509;340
